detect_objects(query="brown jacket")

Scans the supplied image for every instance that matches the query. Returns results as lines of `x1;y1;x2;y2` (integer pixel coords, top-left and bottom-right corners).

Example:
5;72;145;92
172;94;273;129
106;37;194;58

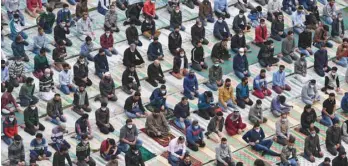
199;1;213;19
313;27;328;43
336;44;348;60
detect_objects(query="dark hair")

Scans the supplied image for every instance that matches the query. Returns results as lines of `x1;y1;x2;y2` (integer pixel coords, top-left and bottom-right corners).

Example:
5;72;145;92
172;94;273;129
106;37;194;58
81;134;88;140
46;6;53;12
60;146;68;152
279;65;285;69
260;19;265;23
279;95;286;104
304;104;312;110
82;113;89;119
101;102;108;107
85;36;92;42
260;69;266;73
126;118;132;124
14;135;22;141
192;120;198;125
54;93;61;97
26;77;34;84
287;30;294;36
221;137;227;142
288;136;295;143
134;91;141;96
256;99;262;105
329;93;336;97
160;85;166;89
324;157;331;162
239;10;244;14
254;159;265;166
178;136;185;141
38;27;43;32
99;48;105;53
40;48;46;54
205;91;212;97
343;38;348;43
62;63;70;68
300;53;306;57
332;66;338;71
253;122;260;128
36;133;43;138
63;4;69;8
181;97;188;101
242;77;248;82
323;25;329;31
256;6;262;12
15;35;21;41
236;162;244;166
225;78;231;83
108;138;116;145
216;111;223;116
7;85;14;93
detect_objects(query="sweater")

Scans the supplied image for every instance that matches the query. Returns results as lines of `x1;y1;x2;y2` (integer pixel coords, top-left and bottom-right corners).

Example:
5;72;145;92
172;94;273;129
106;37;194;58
207;116;224;133
75;117;92;135
124;96;146;113
271;19;284;34
186;125;204;144
301;83;318;102
304;134;321;156
30;138;49;156
126;26;139;44
24;107;39;126
123;48;144;67
254;25;268;43
76;142;91;161
230;34;246;49
100;33;114;49
47;99;63;118
53;46;67;62
301;109;317;130
258;45;275;59
271;96;291;112
99;77;115;97
73;61;89;79
27;0;42;11
73;90;89;107
51;126;66;145
147;42;163;58
8;142;25;165
233;53;248;73
199;0;213;18
141;20;156;35
216;145;232;164
170;11;183;28
198;93;214;109
94;53;109;72
53;151;72;166
183;75;198;92
174;102;190;118
147;63;164;80
8;61;24;79
280;146;298;163
314;50;328;70
39;12;55;28
313;27;328;43
56;9;72;24
149;88;166;103
326;126;342;148
281;37;295;55
242;128;265;143
191;24;206;45
236;83;249;99
209;65;222;83
232;16;247;32
80;42;94;54
11;41;29;58
122;68;140;87
276;119;289;138
332;155;348;166
54;25;70;42
249;104;264;121
211;42;229;61
143;0;155;16
95;108;110;125
213;21;230;40
331;18;345;37
168;31;182;52
19;83;35;99
173;55;188;73
125;150;145;166
253;75;267;90
104;10;117;28
34;54;50;71
3;117;18;138
191;47;204;64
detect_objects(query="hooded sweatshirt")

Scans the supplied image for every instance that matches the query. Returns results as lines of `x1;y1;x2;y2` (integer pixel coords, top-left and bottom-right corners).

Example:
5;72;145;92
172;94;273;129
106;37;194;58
301;109;317;130
301;82;318;102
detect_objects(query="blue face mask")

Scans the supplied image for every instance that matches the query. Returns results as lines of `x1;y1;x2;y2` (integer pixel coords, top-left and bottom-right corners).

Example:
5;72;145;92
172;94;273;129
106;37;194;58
194;125;199;129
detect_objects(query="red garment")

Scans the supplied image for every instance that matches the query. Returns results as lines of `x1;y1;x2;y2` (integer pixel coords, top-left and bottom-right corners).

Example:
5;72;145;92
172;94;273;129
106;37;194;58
254;25;268;44
225;113;246;136
143;0;155;16
3;119;18;138
252;88;272;99
27;0;43;11
1;92;18;111
100;33;114;49
100;139;109;154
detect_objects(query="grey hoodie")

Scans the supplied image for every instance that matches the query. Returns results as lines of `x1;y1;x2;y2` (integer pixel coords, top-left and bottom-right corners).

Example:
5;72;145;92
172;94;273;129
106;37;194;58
249;104;264;122
104;10;118;28
294;57;307;75
301;82;318;102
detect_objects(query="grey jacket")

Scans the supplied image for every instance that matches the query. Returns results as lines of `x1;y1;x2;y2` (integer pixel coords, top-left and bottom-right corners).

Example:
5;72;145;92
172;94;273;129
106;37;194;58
281;145;298;163
304;134;321;156
281;37;295;55
207;116;224;133
323;4;336;17
248;104;264;122
215;145;232;164
326;126;342;148
301;82;318;102
294;58;307;75
104;10;118;28
276;119;290;139
208;65;223;83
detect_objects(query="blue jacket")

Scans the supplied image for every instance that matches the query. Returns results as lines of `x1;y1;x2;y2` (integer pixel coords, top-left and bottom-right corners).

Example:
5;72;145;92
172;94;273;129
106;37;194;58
9;19;24;35
314;50;328;70
236;83;249;99
1;67;9;83
282;0;296;10
11;41;29;58
342;92;348;112
56;9;72;24
150;88;166;105
183;75;198;93
186;125;204;145
80;42;94;55
272;71;286;87
30;138;49;156
242;128;265;143
248;10;263;21
253;75;267;91
214;0;228;13
94;53;109;73
233;53;248;73
147;42;163;59
213;21;230;40
198;93;214;109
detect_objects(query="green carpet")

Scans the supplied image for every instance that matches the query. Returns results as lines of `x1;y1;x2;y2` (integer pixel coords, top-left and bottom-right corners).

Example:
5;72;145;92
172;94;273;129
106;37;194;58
140;146;157;162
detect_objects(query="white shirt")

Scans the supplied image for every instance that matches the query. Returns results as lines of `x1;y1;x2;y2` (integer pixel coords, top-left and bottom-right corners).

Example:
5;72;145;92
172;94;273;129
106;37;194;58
168;137;186;158
180;57;184;69
59;70;73;86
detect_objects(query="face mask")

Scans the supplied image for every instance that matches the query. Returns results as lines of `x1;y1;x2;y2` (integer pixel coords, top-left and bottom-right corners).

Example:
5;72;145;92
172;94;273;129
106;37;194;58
256;105;261;109
9;117;14;121
101;107;106;111
270;45;274;49
175;10;180;13
127;125;133;129
134;150;139;154
83;141;88;144
288;146;293;149
255;128;260;132
239;14;243;18
15;141;21;145
194;125;199;129
64;70;68;73
45;74;50;78
238;34;243;38
64;9;69;12
239;52;244;56
80;60;85;64
221;144;227;148
30;106;36;110
261;24;265;27
161;90;166;94
180;53;184;57
311;133;316;137
310;84;315;88
106;32;110;36
14;19;19;22
197;24;202;28
218;20;223;23
339;18;343;21
282;118;287;122
214;64;219;67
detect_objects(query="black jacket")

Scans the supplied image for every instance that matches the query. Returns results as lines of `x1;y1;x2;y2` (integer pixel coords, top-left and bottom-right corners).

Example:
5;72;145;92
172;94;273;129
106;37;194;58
73;90;89;107
331;18;345;37
191;46;204;64
300;109;317;130
271;19;284;34
174;102;190;118
232;15;247;32
332;155;348;166
230;34;246;49
54;25;70;42
123;48;144;67
122;68;140;87
147;63;164;79
207;116;224;133
326;126;342;148
127;3;141;19
211;42;229;61
141;20;156;34
170;11;183;28
125;150;145;166
298;31;312;49
191;24;205;45
73;61;89;79
305;11;319;25
172;54;188;73
124;96;146;113
168;31;182;52
126;26;139;44
257;45;274;59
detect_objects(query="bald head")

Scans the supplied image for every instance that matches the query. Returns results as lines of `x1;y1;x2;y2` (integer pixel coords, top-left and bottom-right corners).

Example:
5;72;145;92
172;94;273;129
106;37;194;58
44;68;51;74
154;60;160;66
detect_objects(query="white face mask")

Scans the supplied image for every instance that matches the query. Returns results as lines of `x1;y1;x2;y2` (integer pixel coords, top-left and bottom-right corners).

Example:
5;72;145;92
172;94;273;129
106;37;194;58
30;106;36;110
239;52;244;56
127;124;133;129
310;85;314;88
161;90;166;94
9;117;14;121
14;18;19;22
64;9;69;12
194;125;199;129
256;105;261;109
238;34;243;38
80;60;85;64
45;74;50;77
339;18;343;21
239;14;243;18
281;118;287;122
101;107;106;111
311;133;316;137
218;20;223;23
255;128;260;132
175;10;180;13
61;23;66;27
180;53;184;57
197;24;202;28
214;64;219;67
106;32;110;36
83;140;88;144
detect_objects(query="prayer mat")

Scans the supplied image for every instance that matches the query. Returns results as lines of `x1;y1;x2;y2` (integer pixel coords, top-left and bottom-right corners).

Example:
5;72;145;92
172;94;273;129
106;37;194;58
144;104;175;120
161;151;203;166
139;146;157;162
139;128;176;147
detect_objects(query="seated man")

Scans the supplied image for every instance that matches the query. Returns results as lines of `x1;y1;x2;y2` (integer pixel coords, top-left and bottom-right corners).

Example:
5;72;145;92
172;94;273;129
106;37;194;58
125;146;145;165
236;77;253;109
206;112;224;140
169;26;183;55
326;120;344;156
232;10;251;33
143;0;158;19
334;38;348;67
253;69;272;99
332;149;348;166
122;65;141;94
168;136;187;165
26;0;44;18
197;91;215;120
100;28;118;57
149;85;168;112
38;7;56;34
243;123;280;156
145;109;170;137
123;44;145;68
2;112;18;145
123;3;143;26
270;12;286;41
76;135;96;166
280;137;298;166
298;27;313;57
225;110;247;136
291;6;306;34
300;104;320;136
258;40;279;69
216;137;234;166
72;84;92;115
46;94;66;125
124;92;147;118
76;12;96;40
233;48;250;80
104;4;119;32
170;6;185;31
118;119;143;152
198;0;214;26
248;6;263;28
116;0;128;10
271;95;293;117
171;49;189;79
51;124;70;151
126;21;143;46
167;0;180;13
272;65;291;94
97;72;117;102
8;57;26;88
54;21;72;46
205;61;223;91
147;37;164;61
211;39;230;63
305;6;320;30
235;0;255;13
141;16;161;40
275;113;293;146
73;56;92;87
302;80;320;105
6;0;25;24
183;70;199;100
331;13;344;44
95;102;115;134
342;93;348;113
282;0;296;15
8;135;26;166
313;25;333;48
249;100;267;124
314;45;331;77
254;19;268;47
1;86;21;115
33;27;52;55
186;120;206;151
191;41;208;71
294;53;311;83
304;128;323;162
39;68;56;101
231;29;251;53
281;31;299;64
218;79;237;112
320;93;339;127
9;14;27;41
100;138;118;161
30;133;52;161
342;120;348;143
213;16;230;40
94;49;109;79
52;40;68;71
191;19;209;46
173;97;191;130
11;35;29;62
322;0;336;25
19;77;39;107
59;63;76;95
56;4;74;27
146;60;166;87
214;0;230;18
75;114;93;140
